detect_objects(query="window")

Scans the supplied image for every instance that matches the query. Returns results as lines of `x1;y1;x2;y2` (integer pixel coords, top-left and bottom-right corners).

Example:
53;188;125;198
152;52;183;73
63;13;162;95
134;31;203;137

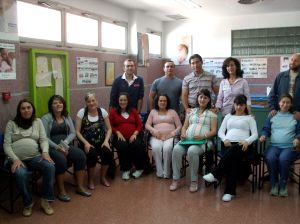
101;21;126;51
66;13;98;46
147;32;161;56
17;1;61;42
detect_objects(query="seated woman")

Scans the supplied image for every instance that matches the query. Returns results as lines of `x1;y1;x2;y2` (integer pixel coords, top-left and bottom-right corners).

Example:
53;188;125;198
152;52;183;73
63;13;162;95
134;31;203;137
42;95;91;201
170;89;217;193
260;94;300;197
203;94;258;202
3;99;55;217
145;94;182;178
109;92;146;180
76;93;113;189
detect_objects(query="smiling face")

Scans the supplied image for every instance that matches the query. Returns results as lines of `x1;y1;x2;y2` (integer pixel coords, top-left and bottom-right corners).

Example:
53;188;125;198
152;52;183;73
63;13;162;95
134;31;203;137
158;95;168;110
279;96;292;112
20;102;33;119
197;94;210;109
85;94;98;111
118;94;128;110
226;60;237;77
234;103;247;115
123;60;135;76
51;98;64;114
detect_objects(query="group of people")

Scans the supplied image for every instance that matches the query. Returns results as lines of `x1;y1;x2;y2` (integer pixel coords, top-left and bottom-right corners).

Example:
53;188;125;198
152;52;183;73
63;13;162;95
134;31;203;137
2;53;300;217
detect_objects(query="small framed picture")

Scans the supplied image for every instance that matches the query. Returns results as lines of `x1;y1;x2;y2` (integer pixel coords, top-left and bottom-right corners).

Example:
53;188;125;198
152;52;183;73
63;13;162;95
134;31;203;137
105;62;115;86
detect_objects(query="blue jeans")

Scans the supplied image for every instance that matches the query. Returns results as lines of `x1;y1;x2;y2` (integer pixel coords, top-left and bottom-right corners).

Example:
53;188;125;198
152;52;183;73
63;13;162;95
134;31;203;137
14;156;55;207
265;146;300;189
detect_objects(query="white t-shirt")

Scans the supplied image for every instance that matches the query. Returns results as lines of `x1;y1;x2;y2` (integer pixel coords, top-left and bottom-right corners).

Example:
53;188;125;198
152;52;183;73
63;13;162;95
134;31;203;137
77;108;108;122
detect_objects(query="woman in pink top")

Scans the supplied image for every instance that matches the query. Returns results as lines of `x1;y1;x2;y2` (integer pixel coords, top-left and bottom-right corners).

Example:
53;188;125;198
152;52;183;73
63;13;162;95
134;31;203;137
145;94;182;178
216;57;251;117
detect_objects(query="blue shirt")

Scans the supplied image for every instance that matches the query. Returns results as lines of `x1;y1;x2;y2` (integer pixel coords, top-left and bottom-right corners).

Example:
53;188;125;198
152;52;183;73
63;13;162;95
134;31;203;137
261;112;300;148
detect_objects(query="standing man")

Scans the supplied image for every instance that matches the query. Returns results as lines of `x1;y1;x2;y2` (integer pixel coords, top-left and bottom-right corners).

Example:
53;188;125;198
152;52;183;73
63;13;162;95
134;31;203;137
269;53;300;120
110;59;144;113
149;61;182;113
182;54;219;114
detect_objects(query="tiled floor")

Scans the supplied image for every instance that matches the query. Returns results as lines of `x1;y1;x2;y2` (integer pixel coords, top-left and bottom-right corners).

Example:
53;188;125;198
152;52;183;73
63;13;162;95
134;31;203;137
0;168;299;224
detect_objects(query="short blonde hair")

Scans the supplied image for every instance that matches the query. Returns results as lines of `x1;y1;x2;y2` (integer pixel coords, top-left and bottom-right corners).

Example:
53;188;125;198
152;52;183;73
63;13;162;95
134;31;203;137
84;92;96;102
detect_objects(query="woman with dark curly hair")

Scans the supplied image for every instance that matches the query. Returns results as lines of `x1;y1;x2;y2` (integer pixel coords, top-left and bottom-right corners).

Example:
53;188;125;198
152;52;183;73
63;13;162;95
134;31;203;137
42;95;91;202
109;92;146;180
216;57;251;117
145;94;182;178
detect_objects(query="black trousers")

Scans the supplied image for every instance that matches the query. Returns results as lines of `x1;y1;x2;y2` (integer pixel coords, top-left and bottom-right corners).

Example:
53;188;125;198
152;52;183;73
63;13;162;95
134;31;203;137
86;145;113;168
212;143;253;195
113;134;146;172
49;146;86;174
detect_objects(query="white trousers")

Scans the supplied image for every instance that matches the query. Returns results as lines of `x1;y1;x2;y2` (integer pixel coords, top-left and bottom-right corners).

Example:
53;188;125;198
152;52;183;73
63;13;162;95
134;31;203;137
149;137;174;178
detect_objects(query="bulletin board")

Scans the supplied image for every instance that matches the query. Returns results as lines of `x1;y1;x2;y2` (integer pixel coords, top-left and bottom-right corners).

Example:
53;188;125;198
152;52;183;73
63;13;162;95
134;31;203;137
28;49;70;117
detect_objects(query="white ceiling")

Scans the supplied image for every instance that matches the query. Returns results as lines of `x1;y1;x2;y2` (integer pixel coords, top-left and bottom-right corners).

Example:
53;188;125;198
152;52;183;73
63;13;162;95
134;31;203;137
100;0;300;21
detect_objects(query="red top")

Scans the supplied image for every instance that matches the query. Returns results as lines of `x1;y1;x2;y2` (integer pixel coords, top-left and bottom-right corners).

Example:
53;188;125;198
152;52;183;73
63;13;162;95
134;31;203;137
109;108;143;140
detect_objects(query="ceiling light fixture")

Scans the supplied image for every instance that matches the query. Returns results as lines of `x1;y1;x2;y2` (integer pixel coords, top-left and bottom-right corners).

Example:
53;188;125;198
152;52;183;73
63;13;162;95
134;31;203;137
174;0;201;9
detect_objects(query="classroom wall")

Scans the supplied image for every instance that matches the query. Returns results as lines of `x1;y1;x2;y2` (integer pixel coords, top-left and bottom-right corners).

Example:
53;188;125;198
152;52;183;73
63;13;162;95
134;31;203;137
0;44;165;131
163;11;300;58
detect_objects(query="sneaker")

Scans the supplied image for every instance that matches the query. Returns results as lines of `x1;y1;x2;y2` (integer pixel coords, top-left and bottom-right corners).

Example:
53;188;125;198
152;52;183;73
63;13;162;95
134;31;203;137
122;171;130;180
270;184;279;196
132;170;143;179
169;180;179;191
279;186;288;197
41;199;54;215
203;173;218;183
222;194;233;202
189;182;198;193
22;202;34;217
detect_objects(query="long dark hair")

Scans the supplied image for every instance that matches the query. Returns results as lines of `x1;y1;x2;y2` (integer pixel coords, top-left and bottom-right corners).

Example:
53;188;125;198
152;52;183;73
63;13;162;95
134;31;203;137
231;94;249;115
48;95;68;118
154;94;170;111
279;93;293;113
222;57;244;79
116;92;131;114
195;89;212;110
14;99;36;129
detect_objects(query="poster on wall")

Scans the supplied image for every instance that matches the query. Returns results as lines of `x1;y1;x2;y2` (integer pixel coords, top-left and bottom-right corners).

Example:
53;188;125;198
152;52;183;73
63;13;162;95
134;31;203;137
77;57;98;85
241;58;267;78
280;56;290;72
0;0;18;41
203;58;225;78
171;35;192;66
36;56;51;87
52;57;64;96
0;42;16;80
137;32;149;67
